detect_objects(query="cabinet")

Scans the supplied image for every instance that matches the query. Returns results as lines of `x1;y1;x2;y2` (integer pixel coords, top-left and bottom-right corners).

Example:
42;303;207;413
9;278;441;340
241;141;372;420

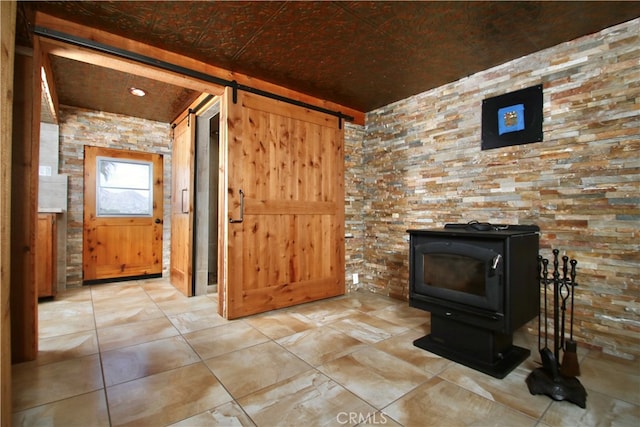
36;213;57;298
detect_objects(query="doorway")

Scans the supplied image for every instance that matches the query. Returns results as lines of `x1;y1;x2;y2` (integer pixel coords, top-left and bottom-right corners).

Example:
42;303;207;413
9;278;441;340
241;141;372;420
194;103;220;296
83;146;164;283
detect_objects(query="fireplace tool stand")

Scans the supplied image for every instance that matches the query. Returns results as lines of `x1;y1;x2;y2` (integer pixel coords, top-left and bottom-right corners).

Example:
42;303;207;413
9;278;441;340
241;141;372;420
526;250;587;408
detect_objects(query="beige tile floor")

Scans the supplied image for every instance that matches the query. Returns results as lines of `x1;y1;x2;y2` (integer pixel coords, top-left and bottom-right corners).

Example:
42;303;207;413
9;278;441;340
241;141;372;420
12;278;640;426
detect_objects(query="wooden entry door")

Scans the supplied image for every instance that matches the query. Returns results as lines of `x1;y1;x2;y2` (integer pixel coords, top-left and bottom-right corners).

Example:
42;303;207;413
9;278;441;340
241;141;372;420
170;112;195;296
220;89;345;319
83;146;164;282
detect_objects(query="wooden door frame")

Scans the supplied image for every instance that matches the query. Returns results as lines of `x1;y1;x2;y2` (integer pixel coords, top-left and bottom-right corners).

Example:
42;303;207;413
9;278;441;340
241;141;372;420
194;100;221;296
1;1;17;422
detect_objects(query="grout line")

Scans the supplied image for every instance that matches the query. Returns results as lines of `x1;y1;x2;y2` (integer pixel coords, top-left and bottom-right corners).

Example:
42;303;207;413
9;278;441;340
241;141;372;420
88;283;113;427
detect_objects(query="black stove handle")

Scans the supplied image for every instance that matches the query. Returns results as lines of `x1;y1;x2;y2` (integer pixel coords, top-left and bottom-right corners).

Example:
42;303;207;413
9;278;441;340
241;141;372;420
489;254;502;277
466;220;494;231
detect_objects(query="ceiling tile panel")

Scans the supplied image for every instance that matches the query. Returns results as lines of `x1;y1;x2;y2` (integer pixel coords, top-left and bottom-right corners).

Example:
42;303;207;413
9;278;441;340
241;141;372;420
51;55;199;123
22;1;640;121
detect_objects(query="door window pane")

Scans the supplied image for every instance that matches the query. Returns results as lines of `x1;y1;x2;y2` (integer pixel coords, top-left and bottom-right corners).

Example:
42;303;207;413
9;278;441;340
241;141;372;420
97;157;153;216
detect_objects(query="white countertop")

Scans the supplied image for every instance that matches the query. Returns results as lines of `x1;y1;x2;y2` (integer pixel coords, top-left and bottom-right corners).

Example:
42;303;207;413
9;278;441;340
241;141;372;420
38;208;65;213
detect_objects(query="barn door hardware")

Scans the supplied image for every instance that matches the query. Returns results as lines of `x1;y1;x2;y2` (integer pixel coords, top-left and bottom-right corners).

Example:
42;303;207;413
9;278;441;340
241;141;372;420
181;189;189;214
229;189;245;223
232;81;238;104
34;27;354;124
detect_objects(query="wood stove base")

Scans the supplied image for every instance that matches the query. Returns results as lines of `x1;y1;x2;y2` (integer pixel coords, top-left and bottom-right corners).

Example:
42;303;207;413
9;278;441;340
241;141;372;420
413;315;530;379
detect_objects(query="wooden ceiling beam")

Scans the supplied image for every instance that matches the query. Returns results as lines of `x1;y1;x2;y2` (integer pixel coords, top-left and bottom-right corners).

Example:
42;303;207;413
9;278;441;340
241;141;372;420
34;12;365;125
38;37;224;96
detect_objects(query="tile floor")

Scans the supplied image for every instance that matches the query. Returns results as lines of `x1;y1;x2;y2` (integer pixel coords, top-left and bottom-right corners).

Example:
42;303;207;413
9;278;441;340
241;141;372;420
12;278;640;426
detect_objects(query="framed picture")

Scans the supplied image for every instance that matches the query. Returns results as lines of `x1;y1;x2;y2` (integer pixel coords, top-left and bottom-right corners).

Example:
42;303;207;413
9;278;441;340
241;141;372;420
481;84;543;150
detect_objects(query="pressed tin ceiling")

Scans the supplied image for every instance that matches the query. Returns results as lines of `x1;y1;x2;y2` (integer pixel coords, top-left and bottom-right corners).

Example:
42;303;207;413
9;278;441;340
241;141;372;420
19;1;640;123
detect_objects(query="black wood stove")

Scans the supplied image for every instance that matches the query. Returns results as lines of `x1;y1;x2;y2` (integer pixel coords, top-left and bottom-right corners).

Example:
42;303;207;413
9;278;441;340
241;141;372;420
408;223;540;378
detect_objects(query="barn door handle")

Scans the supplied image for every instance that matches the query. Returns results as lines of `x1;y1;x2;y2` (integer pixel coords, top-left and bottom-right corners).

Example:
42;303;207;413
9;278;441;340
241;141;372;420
229;189;244;223
181;188;189;214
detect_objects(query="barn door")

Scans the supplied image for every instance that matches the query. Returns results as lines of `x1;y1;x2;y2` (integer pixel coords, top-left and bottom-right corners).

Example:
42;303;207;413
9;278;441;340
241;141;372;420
170;112;195;296
83;146;163;282
219;89;345;319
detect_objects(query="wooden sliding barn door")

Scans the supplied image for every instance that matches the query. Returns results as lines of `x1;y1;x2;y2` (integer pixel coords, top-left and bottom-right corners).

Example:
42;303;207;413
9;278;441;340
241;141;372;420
220;89;345;319
170;112;195;296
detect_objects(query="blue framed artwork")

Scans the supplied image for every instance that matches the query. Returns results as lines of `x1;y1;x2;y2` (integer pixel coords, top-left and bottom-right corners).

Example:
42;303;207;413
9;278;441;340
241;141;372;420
481;84;543;150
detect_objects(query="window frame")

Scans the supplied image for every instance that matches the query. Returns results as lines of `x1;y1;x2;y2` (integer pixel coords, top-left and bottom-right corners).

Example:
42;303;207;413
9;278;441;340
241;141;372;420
95;156;154;217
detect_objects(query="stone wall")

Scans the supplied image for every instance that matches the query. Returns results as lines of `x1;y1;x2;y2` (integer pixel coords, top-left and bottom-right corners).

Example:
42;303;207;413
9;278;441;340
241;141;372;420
359;19;639;359
58;106;172;287
344;123;365;290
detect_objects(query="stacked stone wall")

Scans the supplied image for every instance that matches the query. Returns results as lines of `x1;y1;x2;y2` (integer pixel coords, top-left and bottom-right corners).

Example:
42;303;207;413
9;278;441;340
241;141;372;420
344;123;365;290
360;19;639;359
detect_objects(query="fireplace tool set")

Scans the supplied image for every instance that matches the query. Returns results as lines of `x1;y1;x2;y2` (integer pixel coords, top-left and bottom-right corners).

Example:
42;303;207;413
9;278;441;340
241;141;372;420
526;249;587;408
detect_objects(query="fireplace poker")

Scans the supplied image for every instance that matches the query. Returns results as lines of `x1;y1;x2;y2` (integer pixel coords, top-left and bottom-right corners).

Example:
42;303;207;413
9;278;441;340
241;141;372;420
559;256;571;352
561;259;581;377
537;255;543;355
552;249;561;367
539;256;559;379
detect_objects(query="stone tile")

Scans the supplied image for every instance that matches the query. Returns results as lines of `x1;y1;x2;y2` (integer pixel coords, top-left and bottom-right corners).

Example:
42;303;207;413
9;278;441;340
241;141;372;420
373;329;453;375
439;358;552;419
276;326;368;367
97;316;179;351
12;390;110;427
38;299;95;339
106;363;232;426
290;298;362;325
12;354;104;412
318;347;430;409
156;294;217;316
579;351;640;405
42;287;92;304
238;370;376;426
93;298;165;329
358;413;403;427
340;290;405;313
383;376;538;426
36;330;99;365
328;312;408;344
368;303;430;329
90;281;149;303
101;335;201;386
142;278;186;303
168;308;229;334
244;311;319;340
183;322;270;360
169;401;256;427
204;341;311;399
541;389;640;427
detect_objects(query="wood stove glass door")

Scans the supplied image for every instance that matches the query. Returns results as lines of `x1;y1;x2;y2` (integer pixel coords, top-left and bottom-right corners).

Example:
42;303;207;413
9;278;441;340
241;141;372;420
414;242;503;312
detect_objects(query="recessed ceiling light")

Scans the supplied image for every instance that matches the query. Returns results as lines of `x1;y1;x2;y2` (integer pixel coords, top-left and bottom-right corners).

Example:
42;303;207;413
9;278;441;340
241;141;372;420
128;87;146;97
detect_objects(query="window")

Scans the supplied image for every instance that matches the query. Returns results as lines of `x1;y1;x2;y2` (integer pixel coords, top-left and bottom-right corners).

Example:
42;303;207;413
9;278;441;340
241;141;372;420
97;157;153;216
